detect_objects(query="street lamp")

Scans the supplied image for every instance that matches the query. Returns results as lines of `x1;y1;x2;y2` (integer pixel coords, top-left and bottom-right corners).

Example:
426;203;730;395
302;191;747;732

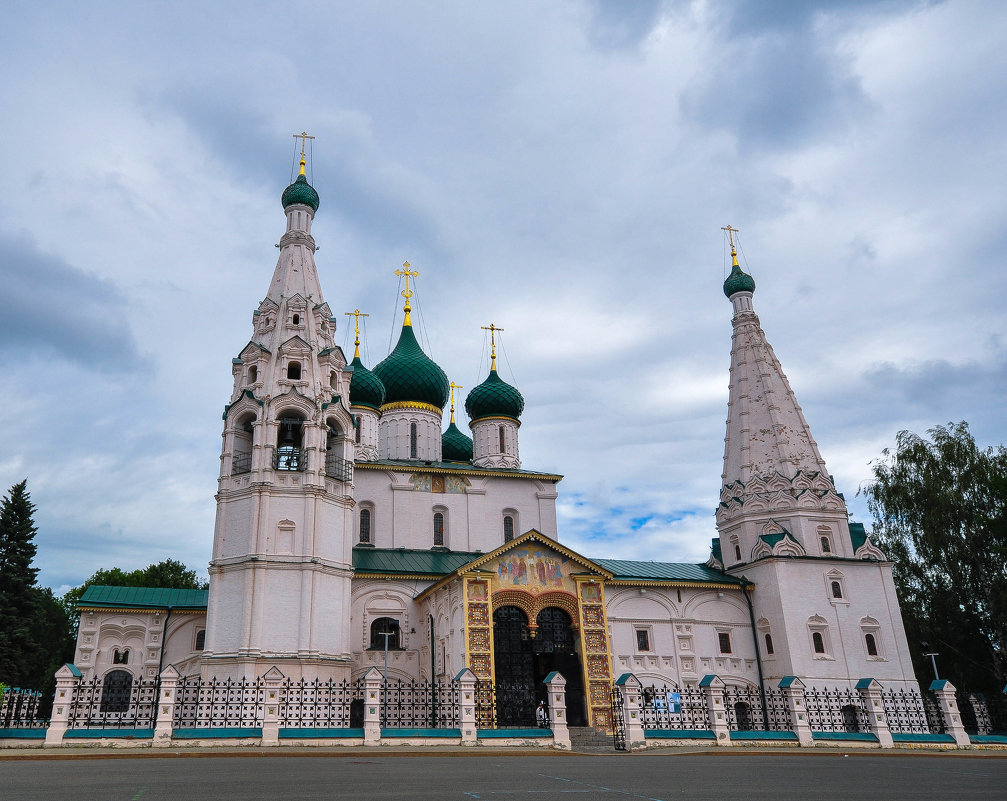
920;641;940;681
380;630;395;725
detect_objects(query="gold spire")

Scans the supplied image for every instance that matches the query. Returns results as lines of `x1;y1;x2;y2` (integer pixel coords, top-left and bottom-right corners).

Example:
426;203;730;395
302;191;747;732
721;224;740;267
294;131;315;177
449;381;463;424
394;261;420;326
344;309;369;360
481;323;504;371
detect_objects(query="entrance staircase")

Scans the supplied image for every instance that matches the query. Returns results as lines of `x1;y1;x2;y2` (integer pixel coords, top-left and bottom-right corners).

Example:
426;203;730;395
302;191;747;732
568;726;617;752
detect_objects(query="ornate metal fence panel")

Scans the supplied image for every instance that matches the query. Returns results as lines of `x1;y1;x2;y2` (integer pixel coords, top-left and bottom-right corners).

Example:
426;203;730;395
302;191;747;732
67;675;158;729
723;685;793;731
474;679;537;728
640;684;712;731
610;686;627;751
880;687;939;734
173;676;265;728
278;677;363;728
804;686;869;733
955;690;985;735
380;679;460;729
922;691;947;734
1;687;49;728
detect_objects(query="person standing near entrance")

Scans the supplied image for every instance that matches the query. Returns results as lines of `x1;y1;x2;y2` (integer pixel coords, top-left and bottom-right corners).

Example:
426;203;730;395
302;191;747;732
536;701;549;728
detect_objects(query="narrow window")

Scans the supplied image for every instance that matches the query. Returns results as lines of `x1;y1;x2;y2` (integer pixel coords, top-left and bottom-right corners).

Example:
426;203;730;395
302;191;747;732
718;632;732;654
831;581;843;599
813;632;825;654
636;629;650;651
370;617;400;649
865;633;878;656
764;633;774;655
287;361;301;380
410;423;418;459
355;420;361;444
360;509;371;544
433;512;444;546
195;630;206;651
676;589;682;603
821;536;831;553
503;515;514;542
330;371;338;389
292;313;300;325
499;425;506;453
734;544;742;561
248;365;257;384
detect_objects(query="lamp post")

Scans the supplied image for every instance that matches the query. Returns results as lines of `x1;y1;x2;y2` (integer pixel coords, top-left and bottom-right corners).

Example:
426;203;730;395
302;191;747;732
380;630;394;725
921;641;940;681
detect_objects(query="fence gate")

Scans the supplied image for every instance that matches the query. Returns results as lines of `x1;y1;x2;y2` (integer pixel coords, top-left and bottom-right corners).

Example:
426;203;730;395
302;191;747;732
610;686;626;751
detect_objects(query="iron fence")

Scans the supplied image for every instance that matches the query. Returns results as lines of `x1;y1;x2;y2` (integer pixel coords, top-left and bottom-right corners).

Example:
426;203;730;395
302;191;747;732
324;453;353;482
278;677;364;728
724;685;793;731
639;684;712;731
957;690;1007;735
1;687;49;728
474;680;538;728
174;676;264;728
67;674;158;729
381;678;460;728
611;686;626;750
880;687;944;734
804;686;870;733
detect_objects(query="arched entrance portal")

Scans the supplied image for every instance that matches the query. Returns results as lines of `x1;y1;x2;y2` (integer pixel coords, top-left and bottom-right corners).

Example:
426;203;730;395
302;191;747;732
491;605;587;727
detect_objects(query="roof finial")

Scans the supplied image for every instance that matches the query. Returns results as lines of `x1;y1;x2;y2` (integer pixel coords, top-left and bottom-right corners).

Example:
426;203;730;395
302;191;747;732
394;261;420;326
481;323;504;371
344;309;369;360
449;381;463;424
721;224;740;267
294;131;315;177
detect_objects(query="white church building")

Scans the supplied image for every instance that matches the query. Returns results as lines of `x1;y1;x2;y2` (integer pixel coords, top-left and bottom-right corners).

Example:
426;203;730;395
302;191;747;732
73;153;918;732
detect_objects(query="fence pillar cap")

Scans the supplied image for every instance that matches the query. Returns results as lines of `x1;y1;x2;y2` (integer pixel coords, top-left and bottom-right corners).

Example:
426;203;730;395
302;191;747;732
699;674;724;689
855;677;880;690
778;676;804;689
56;664;82;679
261;665;285;680
362;666;383;681
614;673;641;688
454;667;476;682
544;671;566;687
929;678;954;692
159;664;180;680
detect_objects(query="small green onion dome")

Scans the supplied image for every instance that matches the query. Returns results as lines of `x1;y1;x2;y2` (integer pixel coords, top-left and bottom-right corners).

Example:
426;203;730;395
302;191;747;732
441;421;473;462
281;174;320;212
373;325;450;409
465;369;524;422
348;355;386;410
723;263;756;298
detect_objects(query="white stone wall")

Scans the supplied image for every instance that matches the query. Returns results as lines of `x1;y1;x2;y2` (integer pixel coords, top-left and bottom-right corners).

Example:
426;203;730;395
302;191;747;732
378;407;443;461
471;418;521;469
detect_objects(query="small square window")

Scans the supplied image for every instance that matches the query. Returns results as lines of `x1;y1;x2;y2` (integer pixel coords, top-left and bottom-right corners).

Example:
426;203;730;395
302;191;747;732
636;629;650;651
718;632;732;654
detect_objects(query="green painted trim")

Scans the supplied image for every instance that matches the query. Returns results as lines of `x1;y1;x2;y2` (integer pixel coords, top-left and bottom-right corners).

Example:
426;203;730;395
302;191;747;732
278;728;364;739
0;728;47;738
892;733;955;743
730;730;798;741
64;728;154;739
644;729;716;740
970;734;1007;744
381;728;461;738
172;727;262;739
811;731;879;742
477;728;551;738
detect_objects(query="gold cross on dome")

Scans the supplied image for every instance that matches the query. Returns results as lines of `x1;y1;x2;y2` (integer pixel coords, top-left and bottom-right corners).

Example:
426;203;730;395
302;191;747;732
449;381;463;423
293;131;315;175
344;309;369;357
721;225;740;266
395;262;420;324
481;323;504;371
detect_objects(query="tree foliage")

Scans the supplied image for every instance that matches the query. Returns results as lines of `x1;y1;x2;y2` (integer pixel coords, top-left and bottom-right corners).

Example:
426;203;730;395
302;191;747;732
863;422;1007;690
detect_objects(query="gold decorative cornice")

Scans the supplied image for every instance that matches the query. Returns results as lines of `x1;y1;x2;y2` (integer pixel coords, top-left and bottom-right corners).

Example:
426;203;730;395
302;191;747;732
468;415;522;428
380;400;442;414
353;461;562;482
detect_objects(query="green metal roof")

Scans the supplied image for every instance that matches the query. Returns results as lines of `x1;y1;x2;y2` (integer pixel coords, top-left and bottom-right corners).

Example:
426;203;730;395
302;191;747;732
353;548;481;576
592;559;748;586
441;421;474;462
465;369;524;422
281;173;319;211
78;585;209;610
373;324;450;409
348;354;386;410
848;522;869;552
355;459;561;480
723;263;756;298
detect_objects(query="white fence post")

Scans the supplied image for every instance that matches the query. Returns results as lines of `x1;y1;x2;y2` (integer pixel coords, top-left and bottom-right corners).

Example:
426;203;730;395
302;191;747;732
362;667;382;745
455;668;478;745
44;664;80;747
701;675;732;746
544;671;570;750
778;676;814;747
930;680;971;747
153;665;179;747
260;666;285;746
856;678;893;748
614;673;647;750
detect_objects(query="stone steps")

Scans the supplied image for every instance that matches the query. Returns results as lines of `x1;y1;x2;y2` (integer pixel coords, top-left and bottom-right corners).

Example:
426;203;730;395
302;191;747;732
568;726;616;749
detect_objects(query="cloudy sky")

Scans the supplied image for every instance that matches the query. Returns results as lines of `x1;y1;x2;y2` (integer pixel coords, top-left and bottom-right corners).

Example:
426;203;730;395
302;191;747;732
1;0;1004;593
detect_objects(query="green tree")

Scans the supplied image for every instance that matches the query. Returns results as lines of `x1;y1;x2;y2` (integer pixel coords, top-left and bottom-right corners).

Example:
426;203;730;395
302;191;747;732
0;480;42;686
863;422;1007;691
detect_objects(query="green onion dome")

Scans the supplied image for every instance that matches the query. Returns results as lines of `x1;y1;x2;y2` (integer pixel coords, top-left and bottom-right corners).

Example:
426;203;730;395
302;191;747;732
465;369;524;422
348;355;386;410
441;421;473;462
723;263;756;298
281;173;320;212
373;325;450;410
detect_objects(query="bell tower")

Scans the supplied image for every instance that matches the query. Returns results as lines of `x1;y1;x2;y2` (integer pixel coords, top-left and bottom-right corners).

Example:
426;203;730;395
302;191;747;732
202;136;356;680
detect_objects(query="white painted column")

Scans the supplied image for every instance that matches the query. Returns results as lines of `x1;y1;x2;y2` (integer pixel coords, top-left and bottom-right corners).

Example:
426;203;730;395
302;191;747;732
153;665;179;747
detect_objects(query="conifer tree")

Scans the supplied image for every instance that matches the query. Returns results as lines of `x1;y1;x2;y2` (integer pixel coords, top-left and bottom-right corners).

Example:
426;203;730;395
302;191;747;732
0;480;41;685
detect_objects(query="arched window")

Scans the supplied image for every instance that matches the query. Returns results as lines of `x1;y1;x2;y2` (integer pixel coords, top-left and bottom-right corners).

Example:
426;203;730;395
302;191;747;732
865;632;878;656
275;415;305;471
100;670;133;714
330;371;338;390
499;425;506;453
248;365;257;384
369;617;400;650
764;633;774;655
831;581;843;599
503;515;514;542
812;631;825;654
820;536;831;553
231;413;256;475
734;544;742;561
733;701;753;731
112;648;129;665
292;313;300;326
355;419;361;444
410;423;418;459
287;361;301;380
359;508;372;544
195;630;206;651
433;512;444;546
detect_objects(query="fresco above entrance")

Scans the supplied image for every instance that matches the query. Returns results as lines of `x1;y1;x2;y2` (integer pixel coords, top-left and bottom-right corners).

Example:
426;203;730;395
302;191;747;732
492;546;572;592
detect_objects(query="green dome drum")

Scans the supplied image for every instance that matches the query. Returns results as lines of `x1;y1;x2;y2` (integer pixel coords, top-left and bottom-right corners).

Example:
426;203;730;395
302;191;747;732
348;356;386;410
281;174;320;212
465;369;524;421
442;422;473;462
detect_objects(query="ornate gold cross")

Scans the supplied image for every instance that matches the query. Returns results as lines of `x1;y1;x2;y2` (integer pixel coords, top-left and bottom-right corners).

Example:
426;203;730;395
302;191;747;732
395;262;420;324
449;381;463;423
481;323;504;371
344;309;369;358
293;131;315;175
721;225;740;265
